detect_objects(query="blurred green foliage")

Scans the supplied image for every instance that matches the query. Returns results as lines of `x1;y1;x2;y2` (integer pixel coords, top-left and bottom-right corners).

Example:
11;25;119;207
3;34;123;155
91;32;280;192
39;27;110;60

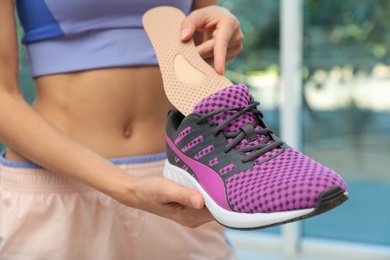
222;0;390;72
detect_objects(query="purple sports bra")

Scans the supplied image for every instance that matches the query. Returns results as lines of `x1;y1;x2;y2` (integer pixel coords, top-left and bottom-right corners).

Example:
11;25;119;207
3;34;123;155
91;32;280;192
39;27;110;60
16;0;192;77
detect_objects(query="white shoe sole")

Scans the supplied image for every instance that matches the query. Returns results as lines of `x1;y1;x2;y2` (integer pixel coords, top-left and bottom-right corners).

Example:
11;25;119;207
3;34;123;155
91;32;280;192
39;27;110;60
164;160;320;230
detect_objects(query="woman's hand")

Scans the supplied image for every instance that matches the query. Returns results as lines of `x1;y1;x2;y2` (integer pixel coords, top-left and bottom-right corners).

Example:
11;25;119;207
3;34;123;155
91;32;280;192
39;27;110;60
120;176;214;228
180;5;244;75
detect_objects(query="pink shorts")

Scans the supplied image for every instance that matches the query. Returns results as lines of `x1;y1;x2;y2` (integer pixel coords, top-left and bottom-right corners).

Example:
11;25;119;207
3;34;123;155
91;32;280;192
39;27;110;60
0;153;237;260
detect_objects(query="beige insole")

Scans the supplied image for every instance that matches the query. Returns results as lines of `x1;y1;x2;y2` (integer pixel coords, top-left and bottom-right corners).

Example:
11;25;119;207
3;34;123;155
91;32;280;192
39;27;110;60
142;6;233;116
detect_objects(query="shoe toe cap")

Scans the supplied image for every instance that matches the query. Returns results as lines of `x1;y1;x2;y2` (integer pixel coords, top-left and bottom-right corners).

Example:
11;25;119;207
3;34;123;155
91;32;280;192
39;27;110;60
225;148;346;213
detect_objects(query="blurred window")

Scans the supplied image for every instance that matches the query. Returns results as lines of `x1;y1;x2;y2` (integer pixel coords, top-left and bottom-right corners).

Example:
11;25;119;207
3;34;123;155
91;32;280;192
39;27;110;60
222;0;390;246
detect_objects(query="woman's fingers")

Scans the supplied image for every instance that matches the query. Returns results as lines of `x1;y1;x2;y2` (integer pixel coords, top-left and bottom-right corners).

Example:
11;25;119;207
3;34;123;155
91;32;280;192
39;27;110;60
132;177;214;228
181;6;244;74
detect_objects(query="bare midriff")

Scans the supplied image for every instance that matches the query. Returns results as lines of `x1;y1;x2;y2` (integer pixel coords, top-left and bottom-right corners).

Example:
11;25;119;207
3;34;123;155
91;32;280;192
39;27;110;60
6;66;174;162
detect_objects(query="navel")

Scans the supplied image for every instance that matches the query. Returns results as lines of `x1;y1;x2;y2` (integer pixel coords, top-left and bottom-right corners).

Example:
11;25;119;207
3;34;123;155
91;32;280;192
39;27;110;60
123;127;132;139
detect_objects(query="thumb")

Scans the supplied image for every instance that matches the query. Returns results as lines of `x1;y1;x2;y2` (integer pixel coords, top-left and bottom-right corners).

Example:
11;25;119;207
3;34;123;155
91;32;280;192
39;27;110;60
180;16;197;41
169;183;205;209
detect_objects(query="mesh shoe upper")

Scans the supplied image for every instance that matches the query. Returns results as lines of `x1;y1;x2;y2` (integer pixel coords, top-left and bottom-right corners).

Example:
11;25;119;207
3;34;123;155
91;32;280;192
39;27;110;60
166;84;347;213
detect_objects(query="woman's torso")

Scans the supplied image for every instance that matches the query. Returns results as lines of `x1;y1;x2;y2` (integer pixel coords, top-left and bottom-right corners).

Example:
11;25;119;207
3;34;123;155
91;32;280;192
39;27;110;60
6;66;173;162
6;0;193;162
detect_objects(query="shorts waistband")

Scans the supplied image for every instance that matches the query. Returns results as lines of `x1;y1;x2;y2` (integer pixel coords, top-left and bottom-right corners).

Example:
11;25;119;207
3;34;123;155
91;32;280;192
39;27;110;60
0;152;166;169
0;152;166;193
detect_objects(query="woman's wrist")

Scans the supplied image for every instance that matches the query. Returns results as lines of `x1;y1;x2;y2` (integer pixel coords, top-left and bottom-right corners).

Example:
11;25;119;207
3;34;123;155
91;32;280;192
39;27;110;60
95;168;139;207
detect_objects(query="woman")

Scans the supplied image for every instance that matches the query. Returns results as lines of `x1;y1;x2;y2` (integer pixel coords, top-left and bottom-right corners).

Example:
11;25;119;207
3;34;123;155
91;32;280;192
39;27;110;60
0;0;243;259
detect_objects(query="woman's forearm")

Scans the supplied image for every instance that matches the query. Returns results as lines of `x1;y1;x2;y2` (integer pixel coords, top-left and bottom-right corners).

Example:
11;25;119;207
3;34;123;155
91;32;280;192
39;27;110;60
0;0;132;201
192;0;218;11
0;90;135;203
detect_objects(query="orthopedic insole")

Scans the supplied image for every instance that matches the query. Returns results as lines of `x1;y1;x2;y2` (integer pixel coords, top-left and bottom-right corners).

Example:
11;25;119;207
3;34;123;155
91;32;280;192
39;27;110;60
142;6;233;116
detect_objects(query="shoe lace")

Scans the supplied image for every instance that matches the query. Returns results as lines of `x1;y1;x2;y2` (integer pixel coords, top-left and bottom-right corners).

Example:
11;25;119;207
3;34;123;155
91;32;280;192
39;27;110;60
196;101;283;163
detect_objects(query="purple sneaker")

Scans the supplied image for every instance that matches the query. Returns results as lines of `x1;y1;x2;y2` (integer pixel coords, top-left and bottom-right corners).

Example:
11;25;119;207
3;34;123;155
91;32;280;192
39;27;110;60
164;84;348;230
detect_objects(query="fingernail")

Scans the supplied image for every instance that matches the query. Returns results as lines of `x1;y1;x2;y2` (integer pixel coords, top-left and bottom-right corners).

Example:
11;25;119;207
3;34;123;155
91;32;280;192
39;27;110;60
180;28;190;40
191;195;200;209
217;65;225;75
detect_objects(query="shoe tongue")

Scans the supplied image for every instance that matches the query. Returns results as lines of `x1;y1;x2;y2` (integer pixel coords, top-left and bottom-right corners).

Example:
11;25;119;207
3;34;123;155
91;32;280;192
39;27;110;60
192;84;281;163
193;84;253;122
193;84;254;132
